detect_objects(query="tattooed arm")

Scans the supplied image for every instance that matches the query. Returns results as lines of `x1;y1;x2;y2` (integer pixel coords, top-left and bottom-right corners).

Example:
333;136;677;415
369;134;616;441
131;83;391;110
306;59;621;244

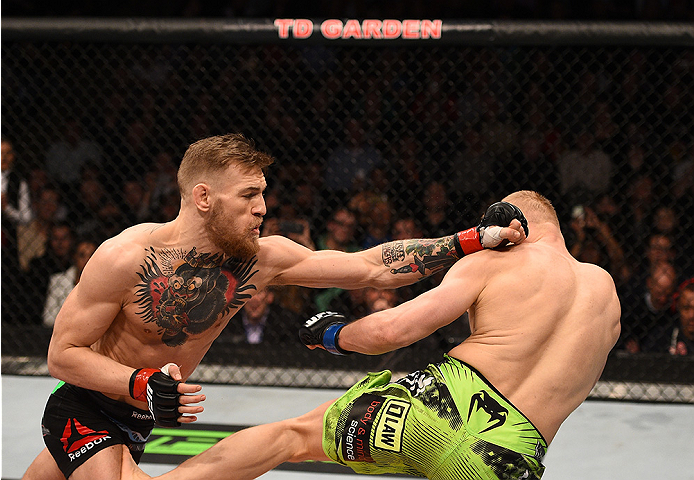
262;220;524;290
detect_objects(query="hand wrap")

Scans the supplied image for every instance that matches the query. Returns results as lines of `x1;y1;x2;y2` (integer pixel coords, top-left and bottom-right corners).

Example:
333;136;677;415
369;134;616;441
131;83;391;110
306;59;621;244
453;201;529;257
129;365;181;427
299;311;352;355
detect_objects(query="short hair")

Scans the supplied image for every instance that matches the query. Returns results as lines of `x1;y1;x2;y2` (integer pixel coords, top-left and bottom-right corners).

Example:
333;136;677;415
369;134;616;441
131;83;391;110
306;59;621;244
177;133;274;198
502;190;560;227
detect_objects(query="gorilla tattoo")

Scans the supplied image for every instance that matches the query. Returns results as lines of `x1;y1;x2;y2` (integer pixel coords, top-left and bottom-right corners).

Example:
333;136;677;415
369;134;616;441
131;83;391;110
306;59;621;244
135;247;258;346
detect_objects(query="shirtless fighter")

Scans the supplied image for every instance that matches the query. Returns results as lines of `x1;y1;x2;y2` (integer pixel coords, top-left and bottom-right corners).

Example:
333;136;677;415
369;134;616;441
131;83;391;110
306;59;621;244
119;190;620;480
21;133;527;480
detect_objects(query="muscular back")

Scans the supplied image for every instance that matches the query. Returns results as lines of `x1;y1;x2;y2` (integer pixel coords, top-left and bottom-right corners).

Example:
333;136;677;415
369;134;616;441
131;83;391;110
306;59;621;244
448;230;621;443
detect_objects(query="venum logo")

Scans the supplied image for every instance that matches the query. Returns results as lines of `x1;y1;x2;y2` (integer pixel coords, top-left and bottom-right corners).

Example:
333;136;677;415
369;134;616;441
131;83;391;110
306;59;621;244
467;390;508;433
374;399;410;452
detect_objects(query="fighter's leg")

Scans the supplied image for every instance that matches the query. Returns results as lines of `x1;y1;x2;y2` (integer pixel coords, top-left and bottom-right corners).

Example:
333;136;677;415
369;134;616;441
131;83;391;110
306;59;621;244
121;400;335;480
23;445;131;480
69;445;133;480
21;448;65;480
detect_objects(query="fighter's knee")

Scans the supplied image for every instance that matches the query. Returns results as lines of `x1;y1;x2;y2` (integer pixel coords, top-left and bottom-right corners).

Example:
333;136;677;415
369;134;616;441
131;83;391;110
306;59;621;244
280;416;325;463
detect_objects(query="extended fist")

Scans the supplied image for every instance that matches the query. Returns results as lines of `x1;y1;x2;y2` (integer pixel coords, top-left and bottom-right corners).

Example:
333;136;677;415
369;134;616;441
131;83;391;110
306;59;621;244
477;201;529;248
454;201;529;257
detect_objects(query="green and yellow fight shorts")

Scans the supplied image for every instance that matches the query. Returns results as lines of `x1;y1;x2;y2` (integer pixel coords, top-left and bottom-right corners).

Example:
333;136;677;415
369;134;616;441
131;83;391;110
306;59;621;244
323;356;547;480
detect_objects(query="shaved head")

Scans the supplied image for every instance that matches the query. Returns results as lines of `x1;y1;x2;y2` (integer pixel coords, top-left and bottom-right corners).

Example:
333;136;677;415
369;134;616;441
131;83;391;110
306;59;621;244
503;190;560;227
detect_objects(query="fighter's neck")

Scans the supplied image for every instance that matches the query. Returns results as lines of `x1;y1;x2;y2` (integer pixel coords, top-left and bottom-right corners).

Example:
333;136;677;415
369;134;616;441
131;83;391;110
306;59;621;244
525;222;565;245
153;214;223;255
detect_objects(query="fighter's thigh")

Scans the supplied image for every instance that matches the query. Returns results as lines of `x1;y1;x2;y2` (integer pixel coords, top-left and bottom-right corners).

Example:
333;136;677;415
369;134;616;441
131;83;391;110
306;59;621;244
22;448;65;480
69;445;130;480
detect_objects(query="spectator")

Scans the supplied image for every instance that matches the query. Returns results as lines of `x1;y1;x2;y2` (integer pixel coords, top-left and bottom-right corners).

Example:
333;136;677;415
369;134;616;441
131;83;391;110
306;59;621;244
502;132;560;203
419;180;457;237
16;186;65;272
666;279;694;355
359;197;392;250
44;118;102;194
97;197;129;238
672;140;693;201
362;287;399;314
316;208;358;252
68;167;108;238
26;166;50;204
261;196;316;318
223;287;300;345
620;262;678;353
145;150;179;214
557;131;614;206
42;238;97;328
567;203;629;286
314;208;360;312
23;222;76;324
2;137;34;324
479;91;520;161
121;178;153;224
628;233;677;288
625;173;657;229
391;217;423;242
1;137;33;242
323;118;383;194
448;126;495;208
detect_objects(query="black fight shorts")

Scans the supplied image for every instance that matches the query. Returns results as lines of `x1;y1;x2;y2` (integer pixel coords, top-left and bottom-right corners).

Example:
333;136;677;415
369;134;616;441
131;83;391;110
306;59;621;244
41;382;155;478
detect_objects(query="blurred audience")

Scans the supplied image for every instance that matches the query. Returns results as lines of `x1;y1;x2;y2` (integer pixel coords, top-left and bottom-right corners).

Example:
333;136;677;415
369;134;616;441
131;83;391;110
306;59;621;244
42;238;97;328
620;262;678;354
2;137;34;324
567;204;629;286
666;279;694;356
16;186;66;272
224;287;300;345
558;131;614;206
314;208;360;313
23;222;76;324
44;118;102;195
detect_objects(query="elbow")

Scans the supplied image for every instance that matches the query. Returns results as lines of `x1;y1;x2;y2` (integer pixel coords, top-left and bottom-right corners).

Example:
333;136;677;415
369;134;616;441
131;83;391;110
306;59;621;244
46;346;59;379
46;343;67;380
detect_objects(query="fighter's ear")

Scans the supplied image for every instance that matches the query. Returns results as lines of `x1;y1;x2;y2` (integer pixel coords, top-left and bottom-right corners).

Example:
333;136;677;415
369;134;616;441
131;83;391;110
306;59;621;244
192;183;211;212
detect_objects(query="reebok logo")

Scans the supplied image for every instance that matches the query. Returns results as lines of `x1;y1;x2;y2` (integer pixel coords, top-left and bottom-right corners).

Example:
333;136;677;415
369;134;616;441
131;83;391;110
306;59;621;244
61;418;111;461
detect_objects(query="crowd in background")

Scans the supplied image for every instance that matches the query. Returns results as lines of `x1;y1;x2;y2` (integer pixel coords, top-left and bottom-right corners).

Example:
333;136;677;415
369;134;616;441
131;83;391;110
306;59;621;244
2;38;693;359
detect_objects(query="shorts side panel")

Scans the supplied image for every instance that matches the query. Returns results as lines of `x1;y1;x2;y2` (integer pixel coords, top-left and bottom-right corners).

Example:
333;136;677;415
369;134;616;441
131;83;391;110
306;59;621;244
41;383;153;478
323;367;463;477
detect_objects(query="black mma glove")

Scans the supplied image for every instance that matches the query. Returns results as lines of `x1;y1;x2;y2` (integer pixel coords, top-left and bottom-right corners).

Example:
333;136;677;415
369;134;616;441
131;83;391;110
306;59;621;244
129;366;182;427
299;311;352;355
453;201;529;257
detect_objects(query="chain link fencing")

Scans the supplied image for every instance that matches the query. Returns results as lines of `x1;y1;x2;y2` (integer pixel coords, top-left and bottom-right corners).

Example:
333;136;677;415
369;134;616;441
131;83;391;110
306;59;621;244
2;19;693;401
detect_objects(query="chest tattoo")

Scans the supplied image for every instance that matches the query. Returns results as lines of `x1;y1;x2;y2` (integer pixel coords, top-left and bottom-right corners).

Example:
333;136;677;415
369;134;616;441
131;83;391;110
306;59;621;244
135;247;258;346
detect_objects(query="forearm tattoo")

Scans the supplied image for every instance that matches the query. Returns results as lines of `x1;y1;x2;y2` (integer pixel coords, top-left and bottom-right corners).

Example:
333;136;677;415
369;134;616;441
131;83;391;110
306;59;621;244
382;236;457;276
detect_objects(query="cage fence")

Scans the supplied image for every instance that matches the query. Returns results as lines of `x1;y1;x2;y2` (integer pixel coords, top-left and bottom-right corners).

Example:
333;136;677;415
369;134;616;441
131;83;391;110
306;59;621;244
2;19;693;402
